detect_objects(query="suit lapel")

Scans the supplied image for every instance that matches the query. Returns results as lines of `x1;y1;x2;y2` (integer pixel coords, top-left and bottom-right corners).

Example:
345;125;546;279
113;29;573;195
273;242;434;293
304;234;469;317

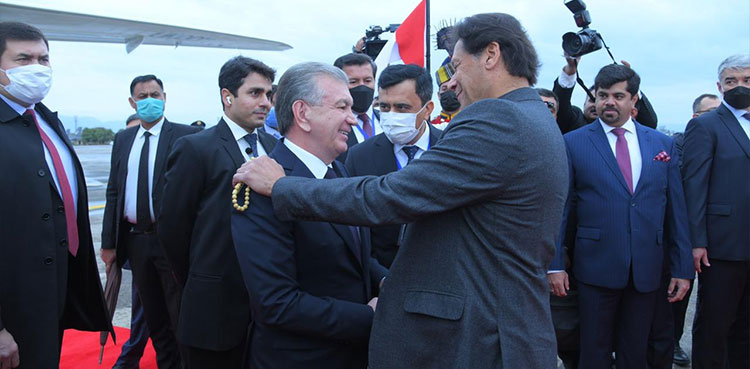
633;123;652;196
717;105;750;159
587;122;632;194
217;119;245;169
257;130;278;155
153;119;172;188
373;135;398;174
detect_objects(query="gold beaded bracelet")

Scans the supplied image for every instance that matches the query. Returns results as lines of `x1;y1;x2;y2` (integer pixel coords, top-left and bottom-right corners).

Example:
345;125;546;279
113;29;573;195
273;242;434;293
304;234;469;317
232;182;250;211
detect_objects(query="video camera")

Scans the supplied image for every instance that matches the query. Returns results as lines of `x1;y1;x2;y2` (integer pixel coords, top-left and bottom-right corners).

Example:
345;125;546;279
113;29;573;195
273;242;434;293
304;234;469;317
561;0;602;57
362;24;399;60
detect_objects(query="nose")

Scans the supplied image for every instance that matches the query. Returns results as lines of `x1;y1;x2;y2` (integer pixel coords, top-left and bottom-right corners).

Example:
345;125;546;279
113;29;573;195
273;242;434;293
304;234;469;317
345;111;357;126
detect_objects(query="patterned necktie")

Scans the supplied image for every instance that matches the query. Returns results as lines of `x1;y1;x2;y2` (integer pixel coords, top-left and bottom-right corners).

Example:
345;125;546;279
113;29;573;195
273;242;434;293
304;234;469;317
403;145;419;165
358;113;373;139
26;109;79;256
612;127;633;193
244;132;258;158
136;131;153;231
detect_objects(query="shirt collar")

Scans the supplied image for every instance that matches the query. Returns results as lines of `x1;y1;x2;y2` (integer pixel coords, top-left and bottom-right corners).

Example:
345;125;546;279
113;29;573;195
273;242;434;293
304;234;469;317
600;117;635;134
394;122;431;153
0;93;34;115
722;100;750;121
224;113;257;141
283;138;329;179
137;116;164;138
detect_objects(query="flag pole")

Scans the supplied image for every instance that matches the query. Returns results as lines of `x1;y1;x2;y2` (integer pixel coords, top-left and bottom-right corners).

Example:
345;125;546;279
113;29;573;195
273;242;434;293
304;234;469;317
425;0;430;73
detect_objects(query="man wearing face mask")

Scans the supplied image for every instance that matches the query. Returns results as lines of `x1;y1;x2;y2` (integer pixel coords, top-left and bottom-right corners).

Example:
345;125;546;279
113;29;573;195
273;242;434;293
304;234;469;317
0;22;111;369
430;62;461;130
682;54;750;369
333;53;381;162
101;74;199;369
344;64;442;268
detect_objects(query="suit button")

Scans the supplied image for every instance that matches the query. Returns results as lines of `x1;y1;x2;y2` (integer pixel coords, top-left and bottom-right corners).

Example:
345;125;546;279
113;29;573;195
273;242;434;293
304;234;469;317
631;202;636;207
23;120;30;127
43;257;54;265
38;169;46;177
41;213;51;221
57;205;65;213
60;239;68;247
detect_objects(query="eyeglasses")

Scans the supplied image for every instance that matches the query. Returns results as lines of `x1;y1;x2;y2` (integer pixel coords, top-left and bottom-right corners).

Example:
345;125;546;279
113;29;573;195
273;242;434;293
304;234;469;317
543;100;557;113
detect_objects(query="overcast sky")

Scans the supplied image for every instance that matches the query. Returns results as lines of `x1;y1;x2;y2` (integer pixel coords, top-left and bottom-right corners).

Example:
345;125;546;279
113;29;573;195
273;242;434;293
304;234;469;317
9;0;750;132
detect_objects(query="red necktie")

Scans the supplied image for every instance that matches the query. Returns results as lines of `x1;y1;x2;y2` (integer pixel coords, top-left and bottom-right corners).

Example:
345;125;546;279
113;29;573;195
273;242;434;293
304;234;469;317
612;127;633;194
26;109;79;256
358;113;373;139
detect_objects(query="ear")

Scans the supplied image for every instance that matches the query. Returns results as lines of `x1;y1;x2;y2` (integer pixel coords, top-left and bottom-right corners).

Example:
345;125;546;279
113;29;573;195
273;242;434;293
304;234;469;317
292;100;312;133
422;101;435;121
484;41;502;70
128;97;137;110
220;88;232;110
717;81;724;96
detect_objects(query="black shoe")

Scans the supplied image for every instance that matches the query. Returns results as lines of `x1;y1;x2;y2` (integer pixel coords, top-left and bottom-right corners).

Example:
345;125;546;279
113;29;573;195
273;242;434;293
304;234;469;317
673;345;690;366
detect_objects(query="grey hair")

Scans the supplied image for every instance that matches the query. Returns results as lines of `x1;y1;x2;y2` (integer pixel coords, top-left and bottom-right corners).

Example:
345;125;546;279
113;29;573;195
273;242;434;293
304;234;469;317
275;62;349;135
717;54;750;80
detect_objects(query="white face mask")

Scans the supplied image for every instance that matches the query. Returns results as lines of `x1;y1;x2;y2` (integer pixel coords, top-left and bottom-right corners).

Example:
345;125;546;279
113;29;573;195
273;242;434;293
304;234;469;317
1;64;53;105
380;105;426;145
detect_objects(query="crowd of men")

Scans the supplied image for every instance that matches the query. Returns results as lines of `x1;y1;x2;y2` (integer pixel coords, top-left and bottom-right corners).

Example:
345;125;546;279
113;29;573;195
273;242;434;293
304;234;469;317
0;12;747;369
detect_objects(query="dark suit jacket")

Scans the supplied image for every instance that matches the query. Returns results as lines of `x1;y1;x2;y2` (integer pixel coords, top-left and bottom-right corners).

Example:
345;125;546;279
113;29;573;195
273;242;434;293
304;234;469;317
0;99;111;368
159;119;277;350
553;77;658;132
553;120;694;292
344;127;442;267
101;118;199;266
681;104;750;260
269;88;569;369
232;141;387;369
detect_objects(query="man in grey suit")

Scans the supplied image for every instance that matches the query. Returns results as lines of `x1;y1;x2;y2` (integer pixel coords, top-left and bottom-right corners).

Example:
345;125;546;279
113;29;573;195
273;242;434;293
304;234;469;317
233;13;568;369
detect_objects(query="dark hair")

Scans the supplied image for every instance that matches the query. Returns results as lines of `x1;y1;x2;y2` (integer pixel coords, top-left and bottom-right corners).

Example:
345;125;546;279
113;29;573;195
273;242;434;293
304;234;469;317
333;53;377;77
692;93;719;114
535;88;558;105
454;13;539;85
378;64;433;106
594;64;640;97
129;75;164;96
218;56;276;108
0;22;49;59
125;113;140;126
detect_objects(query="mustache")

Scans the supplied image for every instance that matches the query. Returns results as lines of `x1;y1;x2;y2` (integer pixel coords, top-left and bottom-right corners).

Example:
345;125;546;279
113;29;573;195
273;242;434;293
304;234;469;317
252;108;269;114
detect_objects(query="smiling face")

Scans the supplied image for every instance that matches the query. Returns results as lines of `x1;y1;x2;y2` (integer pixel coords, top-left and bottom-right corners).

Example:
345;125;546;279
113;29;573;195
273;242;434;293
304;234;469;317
444;40;484;108
304;75;357;163
223;71;273;131
595;80;638;127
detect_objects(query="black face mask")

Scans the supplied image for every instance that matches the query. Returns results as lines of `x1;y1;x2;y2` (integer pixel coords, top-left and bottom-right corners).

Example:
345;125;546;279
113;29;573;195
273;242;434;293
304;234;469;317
724;86;750;110
349;85;374;113
439;90;461;112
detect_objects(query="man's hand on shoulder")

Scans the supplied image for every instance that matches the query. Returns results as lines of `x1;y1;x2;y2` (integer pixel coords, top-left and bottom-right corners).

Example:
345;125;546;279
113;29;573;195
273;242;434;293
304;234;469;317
0;328;20;369
233;155;285;197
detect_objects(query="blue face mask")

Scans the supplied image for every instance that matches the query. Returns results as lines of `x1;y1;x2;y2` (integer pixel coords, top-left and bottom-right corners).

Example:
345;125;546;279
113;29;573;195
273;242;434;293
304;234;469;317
136;97;164;123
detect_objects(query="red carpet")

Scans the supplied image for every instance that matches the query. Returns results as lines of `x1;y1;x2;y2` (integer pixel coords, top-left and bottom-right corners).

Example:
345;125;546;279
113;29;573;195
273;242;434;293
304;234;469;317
60;326;157;369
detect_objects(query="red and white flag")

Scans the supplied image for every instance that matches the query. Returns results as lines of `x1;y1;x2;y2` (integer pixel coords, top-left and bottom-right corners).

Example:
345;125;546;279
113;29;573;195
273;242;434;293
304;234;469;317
374;0;426;71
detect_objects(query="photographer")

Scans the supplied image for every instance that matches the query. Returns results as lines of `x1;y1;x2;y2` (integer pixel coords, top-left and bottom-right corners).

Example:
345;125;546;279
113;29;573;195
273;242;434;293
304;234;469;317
553;55;658;133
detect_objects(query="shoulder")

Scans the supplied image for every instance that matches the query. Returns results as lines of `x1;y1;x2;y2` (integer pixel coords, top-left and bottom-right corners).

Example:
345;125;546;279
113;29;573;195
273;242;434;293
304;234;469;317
173;125;217;151
348;134;382;157
167;120;202;136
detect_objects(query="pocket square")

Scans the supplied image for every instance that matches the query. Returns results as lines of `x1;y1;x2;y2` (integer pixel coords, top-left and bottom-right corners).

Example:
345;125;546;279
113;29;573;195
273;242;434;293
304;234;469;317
653;150;671;162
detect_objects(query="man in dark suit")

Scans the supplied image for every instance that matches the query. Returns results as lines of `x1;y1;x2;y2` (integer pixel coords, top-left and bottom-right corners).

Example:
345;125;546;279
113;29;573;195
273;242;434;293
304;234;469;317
551;64;693;369
235;13;568;369
232;62;387;369
0;22;111;368
345;64;441;268
333;53;380;162
553;54;658;132
158;56;277;368
101;74;199;369
683;54;750;369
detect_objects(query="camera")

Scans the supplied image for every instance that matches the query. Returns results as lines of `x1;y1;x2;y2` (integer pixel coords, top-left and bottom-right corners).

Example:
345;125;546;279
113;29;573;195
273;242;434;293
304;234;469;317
362;24;399;60
561;0;602;57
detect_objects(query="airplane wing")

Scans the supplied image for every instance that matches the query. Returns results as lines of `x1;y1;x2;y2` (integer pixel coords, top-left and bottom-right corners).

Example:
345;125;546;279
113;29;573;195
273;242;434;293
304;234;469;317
0;2;292;53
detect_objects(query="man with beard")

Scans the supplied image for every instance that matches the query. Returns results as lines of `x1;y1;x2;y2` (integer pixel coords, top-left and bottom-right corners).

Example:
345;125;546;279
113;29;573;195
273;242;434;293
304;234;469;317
683;54;750;369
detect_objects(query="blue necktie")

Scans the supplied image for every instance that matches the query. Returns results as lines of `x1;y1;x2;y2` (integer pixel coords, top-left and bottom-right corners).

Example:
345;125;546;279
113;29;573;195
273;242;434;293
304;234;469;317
244;133;258;158
403;145;419;165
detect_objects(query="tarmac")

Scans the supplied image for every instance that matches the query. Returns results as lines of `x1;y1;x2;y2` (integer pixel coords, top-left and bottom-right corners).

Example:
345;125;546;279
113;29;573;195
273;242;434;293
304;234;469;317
77;144;698;368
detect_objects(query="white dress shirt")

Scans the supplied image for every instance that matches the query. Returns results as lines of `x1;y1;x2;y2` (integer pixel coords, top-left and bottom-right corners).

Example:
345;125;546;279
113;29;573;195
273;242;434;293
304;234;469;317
283;138;329;179
351;106;382;143
124;118;163;223
600;117;642;190
1;94;78;213
224;114;268;161
393;123;431;168
722;100;750;139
